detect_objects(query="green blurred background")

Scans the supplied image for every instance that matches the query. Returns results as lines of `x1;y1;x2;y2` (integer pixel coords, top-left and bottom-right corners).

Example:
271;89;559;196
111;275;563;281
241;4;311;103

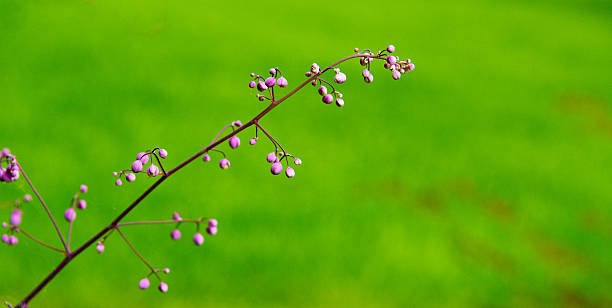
1;0;611;307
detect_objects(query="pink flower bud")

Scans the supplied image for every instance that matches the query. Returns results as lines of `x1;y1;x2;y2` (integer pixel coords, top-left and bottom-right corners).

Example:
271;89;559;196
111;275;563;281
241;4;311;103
265;77;276;87
266;152;277;163
285;167;295;178
229;136;240;149
137;152;150;164
170;229;181;240
139;278;150;290
392;70;401;80
172;212;182;221
126;173;136;182
77;199;87;210
193;233;205;246
158;282;168;293
10;209;22;226
318;86;327;96
64;208;76;222
202;153;211;162
257;81;268;91
248;80;256;88
7;235;18;246
322;94;334;104
219;158;230;170
115;178;123;186
336;98;345;107
80;185;88;193
271;162;283;175
96;242;105;254
159;149;168;158
386;44;396;53
147;165;159;177
334;72;347;84
132;160;143;173
277;77;288;87
206;226;217;235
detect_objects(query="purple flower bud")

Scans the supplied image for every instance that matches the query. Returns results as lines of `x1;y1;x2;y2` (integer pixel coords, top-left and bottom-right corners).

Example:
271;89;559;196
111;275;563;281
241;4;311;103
392;70;401;80
126;173;136;182
7;235;18;246
206;226;217;235
364;73;374;83
257;81;268;91
360;57;367;66
2;222;7;228
232;120;243;127
96;242;105;254
249;138;257;145
384;63;391;69
139;278;150;290
208;219;218;227
1;234;8;243
269;68;276;75
305;72;313;77
158;282;168;293
318;86;327;96
147;165;159;177
23;195;32;203
132;160;143;173
115;178;123;186
265;77;276;87
202;154;211;162
362;69;370;78
0;148;10;157
311;63;320;74
322;94;334;104
64;208;76;222
80;185;88;193
250;73;255;77
229;136;240;149
271;162;283;175
193;233;205;246
387;44;396;53
113;172;118;176
336;98;345;107
266;152;277;163
137;152;150;164
163;268;170;274
285;167;295;178
408;63;415;71
277;77;288;87
170;229;181;240
172;212;182;221
77;199;87;210
10;209;22;226
294;158;302;165
248;80;256;88
311;80;317;86
219;158;230;170
334;73;347;84
159;149;168;158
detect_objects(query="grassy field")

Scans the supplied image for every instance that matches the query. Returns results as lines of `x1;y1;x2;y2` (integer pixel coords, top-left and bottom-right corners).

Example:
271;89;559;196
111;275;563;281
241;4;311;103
1;0;611;307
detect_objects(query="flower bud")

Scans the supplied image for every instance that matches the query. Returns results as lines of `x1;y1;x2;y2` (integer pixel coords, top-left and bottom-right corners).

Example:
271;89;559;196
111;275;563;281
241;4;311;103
193;233;205;246
202;153;211;162
310;63;320;74
248;80;256;88
7;235;18;246
64;208;76;222
249;138;257;145
360;57;367;66
269;68;276;75
96;242;105;254
285;167;295;178
336;98;345;107
159;149;168;158
172;212;182;221
386;44;396;53
126;173;136;182
266;152;277;163
318;86;327;96
271;162;283;175
170;229;181;240
206;226;217;235
219;158;230;169
408;63;415;71
10;209;22;226
147;165;159;177
322;94;334;104
208;219;218;227
294;158;302;165
362;69;370;78
158;282;168;293
364;73;374;83
132;160;143;173
229;136;240;149
1;234;8;243
392;70;401;80
138;152;150;164
334;72;347;84
115;178;123;186
257;81;268;91
232;120;243;127
265;77;276;87
277;77;288;87
77;199;87;210
139;278;150;289
163;268;170;274
0;148;10;157
80;185;88;193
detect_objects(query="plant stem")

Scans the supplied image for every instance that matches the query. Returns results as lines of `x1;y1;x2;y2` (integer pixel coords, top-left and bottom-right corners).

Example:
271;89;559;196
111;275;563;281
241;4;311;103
15;227;66;254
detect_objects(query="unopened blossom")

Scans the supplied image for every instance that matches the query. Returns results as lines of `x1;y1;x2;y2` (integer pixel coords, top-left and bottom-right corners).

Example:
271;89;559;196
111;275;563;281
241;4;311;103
163;268;170;274
249;80;256;88
147;165;159;177
266;152;277;163
80;185;88;193
159;149;168;159
158;282;168;293
277;77;288;87
202;153;211;162
208;219;218;227
387;55;397;65
336;98;345;107
408;63;415;71
170;229;181;240
64;208;76;222
126;173;136;182
172;212;182;221
392;70;401;80
193;233;205;246
206;226;217;235
334;72;347;84
294;158;302;165
0;148;10;157
257;81;268;91
115;178;123;186
96;242;105;254
131;160;143;172
232;120;243;127
229;136;240;149
387;44;396;53
318;86;327;96
139;278;150;290
271;162;283;175
77;200;87;210
310;63;320;74
137;152;150;164
219;158;230;169
322;94;334;104
7;235;18;246
265;77;276;87
249;138;257;145
285;167;295;178
10;209;22;226
1;234;8;243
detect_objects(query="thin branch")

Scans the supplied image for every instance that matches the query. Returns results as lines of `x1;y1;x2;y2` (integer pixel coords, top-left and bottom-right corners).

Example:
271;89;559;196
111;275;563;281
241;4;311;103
115;227;160;280
15;227;65;254
117;218;202;227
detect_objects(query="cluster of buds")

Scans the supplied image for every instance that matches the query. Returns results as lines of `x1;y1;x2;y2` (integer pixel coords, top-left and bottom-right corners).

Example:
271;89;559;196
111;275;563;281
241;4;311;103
202;121;244;170
358;45;415;83
0;148;20;183
305;65;346;107
169;212;218;246
249;68;288;102
266;151;301;178
138;267;171;293
113;148;168;186
1;194;32;246
63;185;88;223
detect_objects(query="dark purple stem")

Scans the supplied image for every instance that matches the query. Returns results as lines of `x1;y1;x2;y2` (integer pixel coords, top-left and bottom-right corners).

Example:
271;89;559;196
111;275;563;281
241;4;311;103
16;52;383;307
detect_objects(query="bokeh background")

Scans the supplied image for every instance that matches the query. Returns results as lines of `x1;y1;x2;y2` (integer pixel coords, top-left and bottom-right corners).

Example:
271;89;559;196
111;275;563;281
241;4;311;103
1;0;611;307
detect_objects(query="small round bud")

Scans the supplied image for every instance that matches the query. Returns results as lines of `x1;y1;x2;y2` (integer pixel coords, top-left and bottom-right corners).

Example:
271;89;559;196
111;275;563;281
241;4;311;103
364;73;374;83
266;152;277;163
408;63;415;71
392;70;401;80
170;229;181;240
336;98;345;107
269;68;276;75
384;63;391;69
202;153;211;162
318;86;327;96
208;219;218;227
113;172;118;176
163;268;170;274
64;208;76;222
0;148;10;157
132;160;143;173
322;94;334;104
265;77;276;87
206;226;217;235
248;80;256;88
285;167;295;178
1;234;8;243
229;136;240;149
258;94;265;101
10;209;22;226
250;73;255;77
193;233;205;246
147;165;159;177
126;173;136;182
386;44;396;53
2;222;7;228
406;58;412;64
115;178;123;186
305;72;313;77
7;235;18;246
219;158;230;170
138;152;150;164
400;68;406;74
354;47;359;53
158;282;168;293
96;242;105;254
159;149;168;158
294;158;302;165
277;76;288;87
311;80;317;86
360;57;367;66
77;199;87;210
257;81;268;91
334;72;347;84
79;185;88;193
139;278;150;290
310;63;320;74
172;212;182;221
24;194;32;202
249;138;257;145
232;120;243;127
362;69;370;78
271;162;283;175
